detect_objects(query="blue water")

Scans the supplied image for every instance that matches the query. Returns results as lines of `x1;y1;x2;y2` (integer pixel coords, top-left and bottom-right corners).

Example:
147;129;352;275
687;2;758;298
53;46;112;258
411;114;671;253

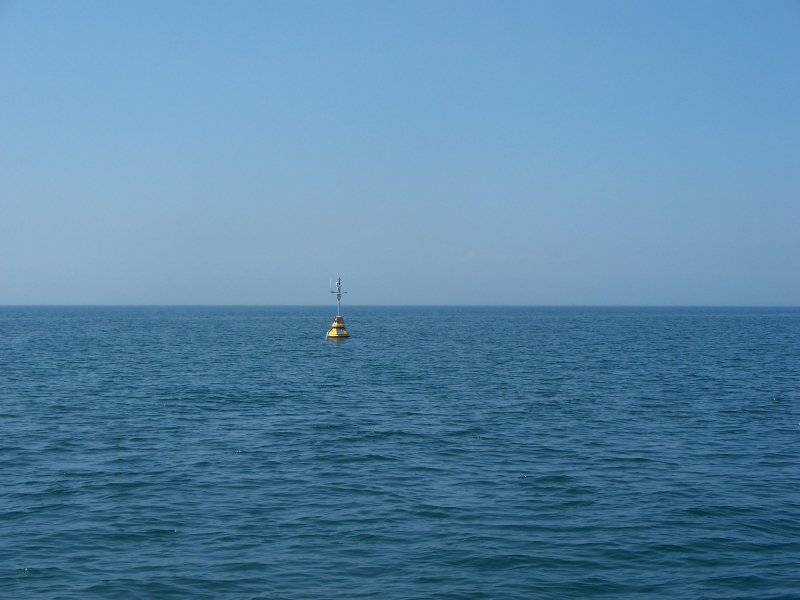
1;307;799;599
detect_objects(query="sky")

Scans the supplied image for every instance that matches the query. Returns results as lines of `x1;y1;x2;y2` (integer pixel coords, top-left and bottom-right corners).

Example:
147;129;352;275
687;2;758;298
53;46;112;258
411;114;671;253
1;1;798;305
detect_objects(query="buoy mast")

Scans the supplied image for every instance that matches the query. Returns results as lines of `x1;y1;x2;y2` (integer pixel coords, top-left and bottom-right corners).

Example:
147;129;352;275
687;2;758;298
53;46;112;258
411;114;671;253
332;277;345;315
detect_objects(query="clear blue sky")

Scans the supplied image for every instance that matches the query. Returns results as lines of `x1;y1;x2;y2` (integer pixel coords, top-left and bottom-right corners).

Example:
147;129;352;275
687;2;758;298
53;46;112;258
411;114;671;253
1;1;798;305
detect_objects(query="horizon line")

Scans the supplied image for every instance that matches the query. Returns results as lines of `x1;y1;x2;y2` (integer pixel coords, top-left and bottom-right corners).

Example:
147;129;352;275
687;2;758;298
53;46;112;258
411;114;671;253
1;304;799;309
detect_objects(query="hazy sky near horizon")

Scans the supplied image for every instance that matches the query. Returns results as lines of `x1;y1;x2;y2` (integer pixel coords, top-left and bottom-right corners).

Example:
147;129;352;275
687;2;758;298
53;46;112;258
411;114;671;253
1;1;799;305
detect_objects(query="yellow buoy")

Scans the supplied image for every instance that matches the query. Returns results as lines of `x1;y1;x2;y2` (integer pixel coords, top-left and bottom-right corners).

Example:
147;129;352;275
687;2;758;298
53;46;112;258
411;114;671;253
326;277;349;339
326;315;349;339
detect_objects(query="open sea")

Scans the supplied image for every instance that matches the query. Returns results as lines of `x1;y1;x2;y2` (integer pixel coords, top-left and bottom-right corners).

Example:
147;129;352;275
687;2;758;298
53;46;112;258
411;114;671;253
1;306;799;599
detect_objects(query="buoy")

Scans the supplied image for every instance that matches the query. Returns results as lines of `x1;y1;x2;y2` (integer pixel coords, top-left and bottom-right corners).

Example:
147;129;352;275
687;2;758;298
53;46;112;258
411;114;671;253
326;277;349;339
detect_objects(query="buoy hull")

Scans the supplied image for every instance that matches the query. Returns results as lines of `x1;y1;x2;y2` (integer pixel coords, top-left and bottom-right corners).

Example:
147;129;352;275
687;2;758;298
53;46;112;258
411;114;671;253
326;316;349;339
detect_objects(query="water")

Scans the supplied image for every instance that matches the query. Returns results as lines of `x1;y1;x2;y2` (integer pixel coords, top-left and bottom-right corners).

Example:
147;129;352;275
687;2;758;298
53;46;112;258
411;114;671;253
1;306;799;599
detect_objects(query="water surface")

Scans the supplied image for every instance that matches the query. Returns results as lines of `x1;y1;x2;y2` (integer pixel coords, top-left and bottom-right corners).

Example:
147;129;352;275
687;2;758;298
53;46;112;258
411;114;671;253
1;307;799;598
